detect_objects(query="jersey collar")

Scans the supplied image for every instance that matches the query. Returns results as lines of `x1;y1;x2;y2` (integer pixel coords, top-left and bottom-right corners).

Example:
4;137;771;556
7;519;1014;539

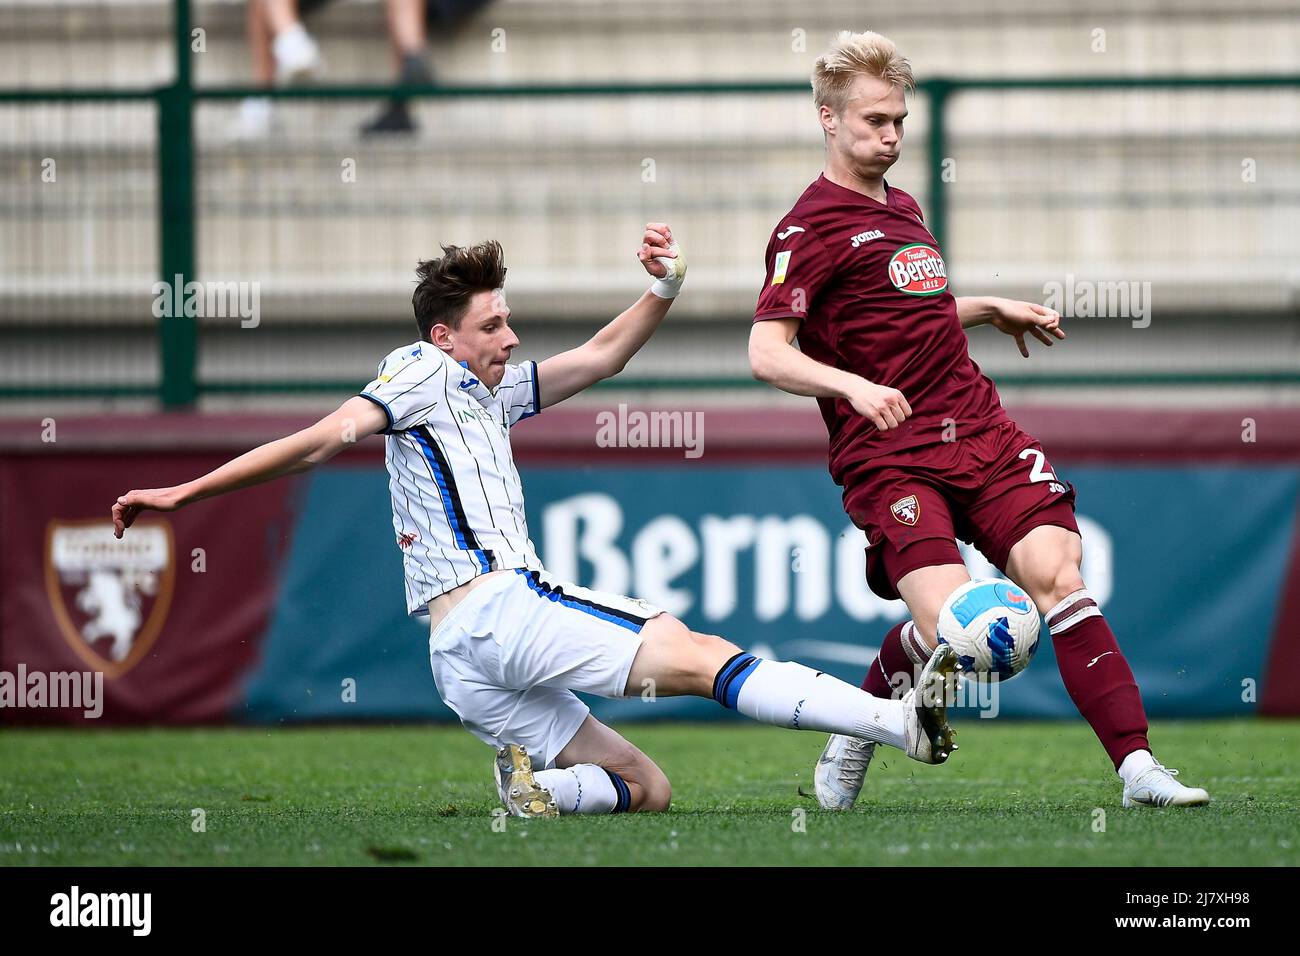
455;359;496;407
817;172;896;210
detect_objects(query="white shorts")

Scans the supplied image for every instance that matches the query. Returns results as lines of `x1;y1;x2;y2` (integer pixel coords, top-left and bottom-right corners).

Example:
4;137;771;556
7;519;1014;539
428;568;662;768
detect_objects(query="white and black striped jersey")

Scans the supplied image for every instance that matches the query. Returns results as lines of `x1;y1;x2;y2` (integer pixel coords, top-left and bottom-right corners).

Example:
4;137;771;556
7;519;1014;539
359;341;543;617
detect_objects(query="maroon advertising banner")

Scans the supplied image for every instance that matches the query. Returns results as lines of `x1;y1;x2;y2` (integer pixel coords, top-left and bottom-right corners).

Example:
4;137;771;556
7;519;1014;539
0;452;303;724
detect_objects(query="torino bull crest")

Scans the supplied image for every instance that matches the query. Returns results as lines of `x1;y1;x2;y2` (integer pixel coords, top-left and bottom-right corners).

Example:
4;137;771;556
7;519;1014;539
45;520;175;678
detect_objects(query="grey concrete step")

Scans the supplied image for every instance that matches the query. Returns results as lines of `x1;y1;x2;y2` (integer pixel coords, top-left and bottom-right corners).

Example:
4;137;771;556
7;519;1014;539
2;0;1299;87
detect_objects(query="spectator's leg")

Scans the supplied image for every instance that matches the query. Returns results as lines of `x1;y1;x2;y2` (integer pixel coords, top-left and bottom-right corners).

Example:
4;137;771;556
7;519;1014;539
261;0;321;86
261;0;301;37
234;0;277;139
384;0;429;66
361;0;434;135
248;0;274;85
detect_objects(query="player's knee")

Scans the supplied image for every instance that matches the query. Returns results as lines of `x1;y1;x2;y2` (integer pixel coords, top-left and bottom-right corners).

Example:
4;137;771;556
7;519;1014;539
633;765;673;813
1049;566;1086;605
1028;563;1086;610
649;615;740;667
687;630;746;688
686;627;736;654
611;746;671;813
633;615;743;698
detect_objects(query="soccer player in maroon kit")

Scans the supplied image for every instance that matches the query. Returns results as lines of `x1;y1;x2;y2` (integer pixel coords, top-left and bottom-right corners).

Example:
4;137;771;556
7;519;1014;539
749;32;1209;809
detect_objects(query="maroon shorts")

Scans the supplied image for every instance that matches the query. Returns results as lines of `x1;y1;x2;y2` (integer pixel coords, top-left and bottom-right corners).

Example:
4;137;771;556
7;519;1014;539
842;421;1080;601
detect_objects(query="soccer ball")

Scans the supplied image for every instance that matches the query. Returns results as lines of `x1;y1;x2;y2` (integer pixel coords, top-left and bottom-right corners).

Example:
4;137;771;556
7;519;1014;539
936;579;1041;682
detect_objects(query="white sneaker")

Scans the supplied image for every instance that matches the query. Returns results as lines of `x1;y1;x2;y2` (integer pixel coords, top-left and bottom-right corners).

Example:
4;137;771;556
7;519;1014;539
902;643;959;764
813;735;876;810
272;23;322;86
493;744;558;818
1122;764;1210;808
230;97;275;141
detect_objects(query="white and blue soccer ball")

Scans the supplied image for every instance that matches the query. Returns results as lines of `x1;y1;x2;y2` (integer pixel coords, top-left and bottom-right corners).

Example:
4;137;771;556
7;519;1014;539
936;579;1041;682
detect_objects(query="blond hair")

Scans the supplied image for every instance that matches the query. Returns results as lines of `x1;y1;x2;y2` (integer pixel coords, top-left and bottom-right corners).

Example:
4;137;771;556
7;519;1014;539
812;31;915;113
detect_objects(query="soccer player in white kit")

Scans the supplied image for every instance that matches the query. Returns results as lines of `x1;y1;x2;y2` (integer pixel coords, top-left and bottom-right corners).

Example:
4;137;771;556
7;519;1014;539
112;224;962;817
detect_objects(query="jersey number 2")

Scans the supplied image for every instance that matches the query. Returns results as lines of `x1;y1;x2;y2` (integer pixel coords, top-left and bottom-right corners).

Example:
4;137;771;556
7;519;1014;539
1019;448;1057;483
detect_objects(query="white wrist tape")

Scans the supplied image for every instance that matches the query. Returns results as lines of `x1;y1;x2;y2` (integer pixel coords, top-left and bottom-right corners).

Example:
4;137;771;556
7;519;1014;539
650;242;687;299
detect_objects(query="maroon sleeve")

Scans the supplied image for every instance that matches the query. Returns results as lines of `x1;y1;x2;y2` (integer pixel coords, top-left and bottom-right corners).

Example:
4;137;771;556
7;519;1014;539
753;219;835;324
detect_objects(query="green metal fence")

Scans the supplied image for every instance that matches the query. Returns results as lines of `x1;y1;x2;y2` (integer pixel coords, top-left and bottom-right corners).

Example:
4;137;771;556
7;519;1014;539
2;1;1299;406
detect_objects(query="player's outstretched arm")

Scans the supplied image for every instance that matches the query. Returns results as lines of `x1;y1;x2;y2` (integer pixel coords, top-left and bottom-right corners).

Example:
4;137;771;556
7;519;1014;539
956;295;1065;357
111;396;388;537
749;318;912;432
534;222;685;409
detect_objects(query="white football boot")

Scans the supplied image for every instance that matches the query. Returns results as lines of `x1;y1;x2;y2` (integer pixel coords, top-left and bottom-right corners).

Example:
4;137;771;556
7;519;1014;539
813;735;876;810
902;643;960;765
493;745;559;818
1122;763;1210;808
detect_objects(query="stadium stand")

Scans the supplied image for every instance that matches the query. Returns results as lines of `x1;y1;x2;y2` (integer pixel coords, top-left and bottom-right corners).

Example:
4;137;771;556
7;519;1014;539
1;0;1297;407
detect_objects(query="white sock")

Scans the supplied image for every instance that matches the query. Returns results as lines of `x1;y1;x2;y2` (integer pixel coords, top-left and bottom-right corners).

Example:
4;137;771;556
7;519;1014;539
1117;749;1157;784
720;655;908;751
533;764;626;814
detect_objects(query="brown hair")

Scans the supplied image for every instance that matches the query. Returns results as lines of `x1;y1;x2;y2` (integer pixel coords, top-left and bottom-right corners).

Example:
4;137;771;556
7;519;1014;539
412;240;507;341
812;31;915;114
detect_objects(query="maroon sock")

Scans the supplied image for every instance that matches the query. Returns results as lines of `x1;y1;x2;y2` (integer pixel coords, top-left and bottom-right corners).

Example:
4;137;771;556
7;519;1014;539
1046;591;1150;768
861;620;931;699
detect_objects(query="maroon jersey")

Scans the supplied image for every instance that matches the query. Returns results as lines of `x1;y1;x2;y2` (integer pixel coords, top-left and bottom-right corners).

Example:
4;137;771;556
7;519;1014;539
754;174;1009;485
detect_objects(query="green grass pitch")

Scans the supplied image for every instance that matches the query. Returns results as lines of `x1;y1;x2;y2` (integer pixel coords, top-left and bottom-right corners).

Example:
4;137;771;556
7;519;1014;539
1;719;1296;866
